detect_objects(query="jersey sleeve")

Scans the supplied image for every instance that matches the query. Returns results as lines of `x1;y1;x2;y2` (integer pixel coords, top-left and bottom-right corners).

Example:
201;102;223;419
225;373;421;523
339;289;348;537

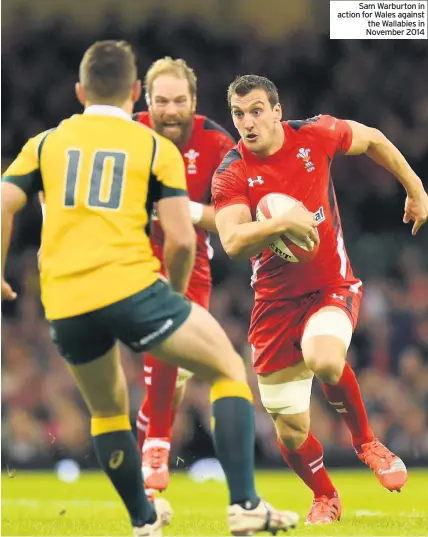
216;132;236;165
211;149;249;213
152;135;187;199
1;131;48;197
310;115;353;159
202;117;235;167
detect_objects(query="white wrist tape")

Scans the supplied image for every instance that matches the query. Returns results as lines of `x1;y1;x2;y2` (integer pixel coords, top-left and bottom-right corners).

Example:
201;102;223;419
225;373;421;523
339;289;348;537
189;201;203;224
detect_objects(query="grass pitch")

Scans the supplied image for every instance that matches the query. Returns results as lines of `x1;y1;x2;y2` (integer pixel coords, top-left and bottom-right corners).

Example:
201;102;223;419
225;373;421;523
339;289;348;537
2;469;428;536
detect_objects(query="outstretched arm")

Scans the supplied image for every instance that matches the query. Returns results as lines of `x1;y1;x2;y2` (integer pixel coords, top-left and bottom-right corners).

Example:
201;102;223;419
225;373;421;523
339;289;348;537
345;120;428;235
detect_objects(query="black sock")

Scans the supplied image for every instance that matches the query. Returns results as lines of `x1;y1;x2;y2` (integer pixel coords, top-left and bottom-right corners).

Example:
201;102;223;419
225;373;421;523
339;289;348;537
211;382;259;505
92;427;155;526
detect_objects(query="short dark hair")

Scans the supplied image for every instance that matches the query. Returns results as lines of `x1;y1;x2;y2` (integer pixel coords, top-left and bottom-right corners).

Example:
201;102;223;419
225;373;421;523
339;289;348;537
79;40;137;104
227;75;279;108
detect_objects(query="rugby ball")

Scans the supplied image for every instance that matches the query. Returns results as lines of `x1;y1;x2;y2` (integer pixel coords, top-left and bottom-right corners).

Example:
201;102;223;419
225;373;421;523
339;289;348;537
256;193;319;263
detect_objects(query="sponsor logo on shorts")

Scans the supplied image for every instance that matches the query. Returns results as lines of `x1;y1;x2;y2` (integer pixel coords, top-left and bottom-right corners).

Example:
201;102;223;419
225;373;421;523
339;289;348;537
130;318;174;350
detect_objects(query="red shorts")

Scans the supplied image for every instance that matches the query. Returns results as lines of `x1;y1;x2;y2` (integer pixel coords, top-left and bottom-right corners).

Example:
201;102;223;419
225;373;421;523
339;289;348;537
185;281;211;309
248;281;362;374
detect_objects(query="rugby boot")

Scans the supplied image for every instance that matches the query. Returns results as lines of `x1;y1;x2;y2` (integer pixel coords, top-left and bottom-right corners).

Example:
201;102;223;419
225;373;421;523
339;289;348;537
356;438;407;492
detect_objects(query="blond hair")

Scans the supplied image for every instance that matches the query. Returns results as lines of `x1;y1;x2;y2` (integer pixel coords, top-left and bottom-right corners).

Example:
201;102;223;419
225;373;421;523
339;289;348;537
80;40;137;104
144;57;197;100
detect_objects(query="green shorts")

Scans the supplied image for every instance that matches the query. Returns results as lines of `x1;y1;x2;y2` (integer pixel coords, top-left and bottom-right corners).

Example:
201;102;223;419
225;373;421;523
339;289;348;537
50;279;192;365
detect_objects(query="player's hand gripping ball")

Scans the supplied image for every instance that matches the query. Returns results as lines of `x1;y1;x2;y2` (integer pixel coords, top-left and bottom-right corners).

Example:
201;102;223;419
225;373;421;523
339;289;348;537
256;193;319;262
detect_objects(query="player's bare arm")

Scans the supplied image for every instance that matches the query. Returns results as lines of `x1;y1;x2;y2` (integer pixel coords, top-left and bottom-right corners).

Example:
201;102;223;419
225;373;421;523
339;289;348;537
345;119;428;235
157;195;196;294
1;182;26;300
215;202;319;260
189;201;217;232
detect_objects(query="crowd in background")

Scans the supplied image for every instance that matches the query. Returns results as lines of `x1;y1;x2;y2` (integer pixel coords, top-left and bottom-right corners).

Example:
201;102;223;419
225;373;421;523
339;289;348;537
2;16;428;469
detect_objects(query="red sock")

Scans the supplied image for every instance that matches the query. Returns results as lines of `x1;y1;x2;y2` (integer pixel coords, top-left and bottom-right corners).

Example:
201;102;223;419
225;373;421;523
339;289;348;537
277;432;337;499
145;354;178;439
136;395;149;454
322;362;374;448
136;397;179;455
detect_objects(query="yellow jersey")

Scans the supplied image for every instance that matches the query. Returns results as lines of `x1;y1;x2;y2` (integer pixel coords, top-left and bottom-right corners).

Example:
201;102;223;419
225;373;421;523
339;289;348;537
2;106;187;319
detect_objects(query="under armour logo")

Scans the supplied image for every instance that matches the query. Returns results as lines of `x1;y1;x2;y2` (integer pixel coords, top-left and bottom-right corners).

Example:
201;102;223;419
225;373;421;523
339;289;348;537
331;293;344;300
248;176;264;187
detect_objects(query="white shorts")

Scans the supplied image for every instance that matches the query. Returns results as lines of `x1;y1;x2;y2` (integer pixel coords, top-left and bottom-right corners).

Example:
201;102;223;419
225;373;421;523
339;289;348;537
301;307;353;350
258;376;314;415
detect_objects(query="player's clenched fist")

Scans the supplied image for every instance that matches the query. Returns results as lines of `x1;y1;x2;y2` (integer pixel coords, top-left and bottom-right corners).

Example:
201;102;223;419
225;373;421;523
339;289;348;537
275;202;320;251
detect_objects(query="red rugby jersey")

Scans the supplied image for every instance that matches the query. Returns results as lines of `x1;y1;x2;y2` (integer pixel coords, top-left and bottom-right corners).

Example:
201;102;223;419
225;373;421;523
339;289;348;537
212;115;361;300
134;112;235;286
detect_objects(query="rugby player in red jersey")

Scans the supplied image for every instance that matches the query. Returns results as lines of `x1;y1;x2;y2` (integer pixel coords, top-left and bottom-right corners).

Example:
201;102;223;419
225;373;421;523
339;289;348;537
212;75;428;524
133;58;235;494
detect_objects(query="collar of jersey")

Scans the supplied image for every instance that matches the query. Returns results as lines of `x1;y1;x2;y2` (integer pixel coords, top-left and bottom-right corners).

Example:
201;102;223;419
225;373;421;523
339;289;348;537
84;105;131;121
240;122;290;163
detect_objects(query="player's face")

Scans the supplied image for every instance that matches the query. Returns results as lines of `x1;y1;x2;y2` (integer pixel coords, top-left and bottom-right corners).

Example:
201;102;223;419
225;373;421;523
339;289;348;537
149;75;196;146
230;89;282;156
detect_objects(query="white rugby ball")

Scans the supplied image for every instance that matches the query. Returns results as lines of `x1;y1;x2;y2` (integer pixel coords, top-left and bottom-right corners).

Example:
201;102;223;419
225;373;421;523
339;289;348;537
256;193;319;263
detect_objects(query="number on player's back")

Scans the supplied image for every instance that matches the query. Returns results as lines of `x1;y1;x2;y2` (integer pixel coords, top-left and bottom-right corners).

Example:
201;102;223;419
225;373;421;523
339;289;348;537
64;149;127;210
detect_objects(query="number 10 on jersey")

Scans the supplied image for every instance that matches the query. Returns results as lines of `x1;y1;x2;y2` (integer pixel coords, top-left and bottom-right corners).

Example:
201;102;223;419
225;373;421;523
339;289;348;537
64;149;126;209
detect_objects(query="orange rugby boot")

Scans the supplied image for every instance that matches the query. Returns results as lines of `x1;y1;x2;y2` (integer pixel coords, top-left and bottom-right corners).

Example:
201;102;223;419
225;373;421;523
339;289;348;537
305;494;342;525
356;438;407;492
142;438;170;492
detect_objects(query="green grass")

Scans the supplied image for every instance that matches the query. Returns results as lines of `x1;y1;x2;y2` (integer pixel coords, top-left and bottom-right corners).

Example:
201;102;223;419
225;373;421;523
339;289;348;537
2;469;428;536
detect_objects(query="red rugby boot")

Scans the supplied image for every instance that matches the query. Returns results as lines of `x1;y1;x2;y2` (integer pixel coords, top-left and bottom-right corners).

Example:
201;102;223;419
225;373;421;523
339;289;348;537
356;438;408;492
305;494;342;525
142;438;170;492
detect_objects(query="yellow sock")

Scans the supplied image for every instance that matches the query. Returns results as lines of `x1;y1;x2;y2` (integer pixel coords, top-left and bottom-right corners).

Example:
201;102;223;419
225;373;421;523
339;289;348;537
210;380;253;404
91;414;131;436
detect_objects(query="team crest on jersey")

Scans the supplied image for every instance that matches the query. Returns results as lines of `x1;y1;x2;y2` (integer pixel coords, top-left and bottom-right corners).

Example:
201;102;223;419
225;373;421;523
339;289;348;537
297;148;315;173
184;149;199;174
